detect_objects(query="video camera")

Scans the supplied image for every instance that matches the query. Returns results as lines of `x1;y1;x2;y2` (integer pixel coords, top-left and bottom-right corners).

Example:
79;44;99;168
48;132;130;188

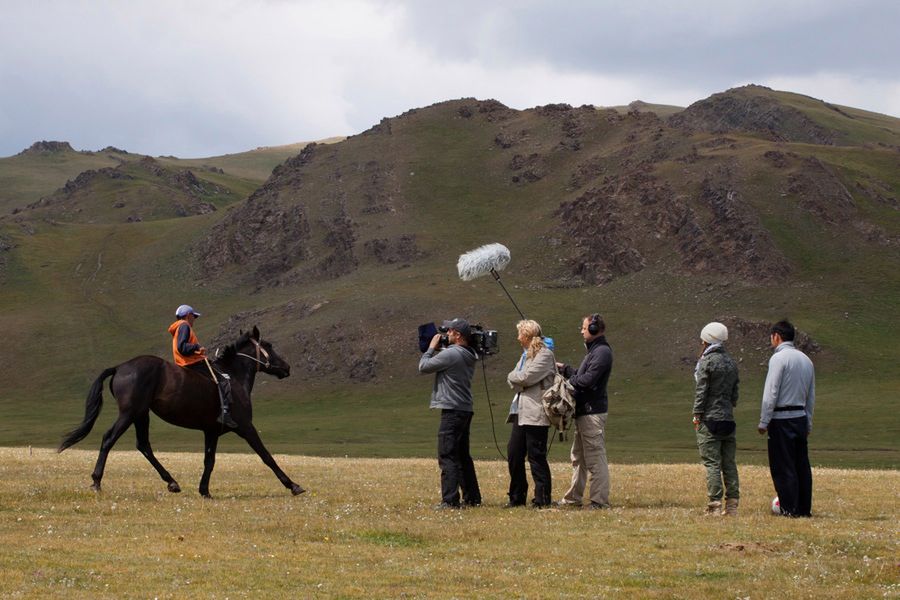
419;322;499;356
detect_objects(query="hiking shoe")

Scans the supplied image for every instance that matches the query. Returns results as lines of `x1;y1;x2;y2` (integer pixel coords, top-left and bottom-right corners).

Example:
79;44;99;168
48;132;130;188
586;501;609;510
705;500;723;516
724;498;739;517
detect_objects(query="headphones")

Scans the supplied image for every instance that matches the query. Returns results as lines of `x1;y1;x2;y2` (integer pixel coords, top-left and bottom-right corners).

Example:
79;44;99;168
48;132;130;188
588;313;602;335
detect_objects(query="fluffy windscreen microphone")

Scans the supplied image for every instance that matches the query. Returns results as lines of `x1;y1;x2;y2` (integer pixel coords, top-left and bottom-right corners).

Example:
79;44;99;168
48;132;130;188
457;243;525;319
457;243;511;281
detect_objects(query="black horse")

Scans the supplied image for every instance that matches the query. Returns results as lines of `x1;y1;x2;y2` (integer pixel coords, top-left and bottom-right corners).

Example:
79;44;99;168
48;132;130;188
58;326;305;497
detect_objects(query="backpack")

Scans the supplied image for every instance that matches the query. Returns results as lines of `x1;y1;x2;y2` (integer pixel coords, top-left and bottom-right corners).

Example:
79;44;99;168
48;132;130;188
542;370;576;440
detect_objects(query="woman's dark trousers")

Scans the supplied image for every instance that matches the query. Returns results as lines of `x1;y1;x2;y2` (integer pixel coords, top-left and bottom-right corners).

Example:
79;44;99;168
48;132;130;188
507;422;551;506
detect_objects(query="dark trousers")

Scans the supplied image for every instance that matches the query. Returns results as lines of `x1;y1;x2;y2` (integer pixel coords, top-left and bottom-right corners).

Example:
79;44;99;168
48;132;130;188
437;410;481;506
507;422;552;506
767;417;813;517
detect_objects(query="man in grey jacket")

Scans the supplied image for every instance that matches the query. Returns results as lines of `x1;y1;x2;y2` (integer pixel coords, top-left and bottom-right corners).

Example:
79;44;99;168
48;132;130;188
419;318;482;509
758;320;816;517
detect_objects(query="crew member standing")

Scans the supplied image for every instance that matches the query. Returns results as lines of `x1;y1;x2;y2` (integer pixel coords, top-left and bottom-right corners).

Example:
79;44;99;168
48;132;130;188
418;318;482;510
758;320;816;517
557;313;613;509
505;319;556;508
692;322;740;516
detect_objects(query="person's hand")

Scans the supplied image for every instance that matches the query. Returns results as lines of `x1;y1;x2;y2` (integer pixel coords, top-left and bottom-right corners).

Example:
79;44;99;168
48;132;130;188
757;426;767;435
429;333;442;350
198;346;207;356
555;361;565;370
693;415;701;431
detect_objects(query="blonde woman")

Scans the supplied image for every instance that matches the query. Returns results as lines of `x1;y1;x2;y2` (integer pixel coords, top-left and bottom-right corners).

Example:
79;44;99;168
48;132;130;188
506;319;556;507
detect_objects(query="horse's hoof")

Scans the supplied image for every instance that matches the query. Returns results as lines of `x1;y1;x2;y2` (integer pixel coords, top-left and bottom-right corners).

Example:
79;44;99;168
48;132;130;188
168;482;181;493
291;484;306;496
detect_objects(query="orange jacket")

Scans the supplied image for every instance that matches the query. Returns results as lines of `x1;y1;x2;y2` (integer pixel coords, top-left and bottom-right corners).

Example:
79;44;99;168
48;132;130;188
168;319;205;367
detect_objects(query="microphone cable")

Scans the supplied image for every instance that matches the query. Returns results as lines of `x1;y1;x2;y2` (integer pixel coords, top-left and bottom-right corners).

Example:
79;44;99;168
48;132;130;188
479;356;507;460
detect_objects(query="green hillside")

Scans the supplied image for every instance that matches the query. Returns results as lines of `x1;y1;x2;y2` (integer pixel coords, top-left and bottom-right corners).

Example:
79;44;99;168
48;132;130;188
0;86;897;468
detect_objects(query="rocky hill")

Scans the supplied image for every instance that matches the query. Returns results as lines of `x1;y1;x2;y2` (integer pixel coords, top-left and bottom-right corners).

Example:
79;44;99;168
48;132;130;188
0;85;898;460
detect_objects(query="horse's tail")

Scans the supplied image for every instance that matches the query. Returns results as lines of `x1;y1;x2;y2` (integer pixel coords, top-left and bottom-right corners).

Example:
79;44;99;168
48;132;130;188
58;367;117;452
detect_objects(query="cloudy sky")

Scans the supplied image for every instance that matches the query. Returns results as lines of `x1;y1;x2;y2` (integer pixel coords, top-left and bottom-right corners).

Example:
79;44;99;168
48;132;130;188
1;0;897;158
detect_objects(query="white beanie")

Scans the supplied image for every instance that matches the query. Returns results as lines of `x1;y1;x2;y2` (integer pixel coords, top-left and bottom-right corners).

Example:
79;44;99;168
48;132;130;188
700;322;728;344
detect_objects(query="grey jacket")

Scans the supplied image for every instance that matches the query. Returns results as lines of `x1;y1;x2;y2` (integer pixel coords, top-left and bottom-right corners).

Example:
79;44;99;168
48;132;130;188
693;345;739;422
419;344;478;412
759;341;816;432
507;346;556;426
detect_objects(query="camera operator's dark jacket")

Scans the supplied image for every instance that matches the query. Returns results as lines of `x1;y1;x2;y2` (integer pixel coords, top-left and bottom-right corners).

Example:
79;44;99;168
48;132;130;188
419;344;478;412
561;336;612;416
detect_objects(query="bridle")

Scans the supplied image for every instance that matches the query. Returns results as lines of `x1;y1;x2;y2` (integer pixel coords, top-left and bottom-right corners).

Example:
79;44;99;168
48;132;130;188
236;338;270;371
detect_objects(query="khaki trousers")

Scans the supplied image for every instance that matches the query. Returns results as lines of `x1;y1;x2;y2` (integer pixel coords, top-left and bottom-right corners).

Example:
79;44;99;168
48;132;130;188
562;413;610;507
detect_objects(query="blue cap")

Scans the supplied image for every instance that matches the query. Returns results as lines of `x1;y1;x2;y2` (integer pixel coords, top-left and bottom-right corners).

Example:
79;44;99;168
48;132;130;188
543;336;555;350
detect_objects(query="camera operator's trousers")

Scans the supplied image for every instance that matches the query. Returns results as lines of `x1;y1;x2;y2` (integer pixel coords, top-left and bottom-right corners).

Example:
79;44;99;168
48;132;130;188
562;413;610;507
437;409;481;506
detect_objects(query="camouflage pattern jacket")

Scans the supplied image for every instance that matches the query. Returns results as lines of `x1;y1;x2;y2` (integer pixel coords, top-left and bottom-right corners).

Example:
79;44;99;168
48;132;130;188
693;345;739;422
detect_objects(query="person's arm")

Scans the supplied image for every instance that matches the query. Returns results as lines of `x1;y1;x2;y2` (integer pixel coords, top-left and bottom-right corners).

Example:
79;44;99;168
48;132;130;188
508;349;555;390
758;356;783;433
805;368;815;434
692;357;710;418
567;346;609;390
731;372;740;408
176;323;201;356
418;341;457;374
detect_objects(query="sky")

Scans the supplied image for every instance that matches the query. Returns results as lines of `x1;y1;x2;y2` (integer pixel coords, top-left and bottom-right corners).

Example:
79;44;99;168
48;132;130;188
1;0;898;158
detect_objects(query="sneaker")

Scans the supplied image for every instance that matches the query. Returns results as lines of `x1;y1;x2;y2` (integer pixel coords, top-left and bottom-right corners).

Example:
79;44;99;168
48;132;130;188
463;501;482;508
433;502;461;511
586;501;608;510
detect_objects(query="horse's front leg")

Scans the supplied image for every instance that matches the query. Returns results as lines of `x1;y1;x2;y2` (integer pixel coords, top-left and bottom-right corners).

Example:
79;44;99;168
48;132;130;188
237;423;305;495
134;413;180;493
198;429;220;498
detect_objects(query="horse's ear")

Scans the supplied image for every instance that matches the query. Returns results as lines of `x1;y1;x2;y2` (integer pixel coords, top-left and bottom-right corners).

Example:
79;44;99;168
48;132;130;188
252;325;260;340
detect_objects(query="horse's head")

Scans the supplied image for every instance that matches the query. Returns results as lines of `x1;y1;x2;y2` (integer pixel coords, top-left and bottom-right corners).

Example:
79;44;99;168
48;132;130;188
221;326;291;379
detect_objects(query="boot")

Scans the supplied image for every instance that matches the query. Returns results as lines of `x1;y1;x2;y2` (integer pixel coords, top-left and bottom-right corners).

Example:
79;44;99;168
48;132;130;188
216;378;238;429
217;407;238;429
724;498;739;517
705;500;722;516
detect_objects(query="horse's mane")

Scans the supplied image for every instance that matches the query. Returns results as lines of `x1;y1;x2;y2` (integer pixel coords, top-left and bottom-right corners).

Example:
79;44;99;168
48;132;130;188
214;331;253;364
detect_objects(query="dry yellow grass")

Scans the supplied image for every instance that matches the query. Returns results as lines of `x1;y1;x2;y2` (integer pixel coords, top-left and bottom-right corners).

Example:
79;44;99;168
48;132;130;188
1;447;897;599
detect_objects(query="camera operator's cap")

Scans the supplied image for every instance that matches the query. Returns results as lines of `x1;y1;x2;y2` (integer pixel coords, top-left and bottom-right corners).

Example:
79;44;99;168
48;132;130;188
700;321;727;344
442;318;470;336
175;304;201;318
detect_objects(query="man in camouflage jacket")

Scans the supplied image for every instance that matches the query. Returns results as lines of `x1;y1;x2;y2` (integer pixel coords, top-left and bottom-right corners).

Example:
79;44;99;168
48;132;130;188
692;322;740;516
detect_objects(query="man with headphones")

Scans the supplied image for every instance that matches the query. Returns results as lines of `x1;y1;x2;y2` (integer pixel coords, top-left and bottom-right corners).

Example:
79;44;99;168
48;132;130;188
556;313;614;509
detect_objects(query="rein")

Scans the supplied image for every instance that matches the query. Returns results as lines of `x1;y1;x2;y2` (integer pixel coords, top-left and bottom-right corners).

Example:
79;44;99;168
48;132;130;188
236;338;270;371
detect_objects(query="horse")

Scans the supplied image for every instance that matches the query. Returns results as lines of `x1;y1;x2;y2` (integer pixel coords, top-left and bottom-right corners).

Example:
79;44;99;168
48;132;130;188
58;326;305;497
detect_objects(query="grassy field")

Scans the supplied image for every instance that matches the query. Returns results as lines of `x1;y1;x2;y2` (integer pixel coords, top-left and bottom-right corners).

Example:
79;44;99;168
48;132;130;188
1;448;896;598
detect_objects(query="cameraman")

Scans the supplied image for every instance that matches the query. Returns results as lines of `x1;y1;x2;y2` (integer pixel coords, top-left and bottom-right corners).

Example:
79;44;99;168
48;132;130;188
418;317;482;509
